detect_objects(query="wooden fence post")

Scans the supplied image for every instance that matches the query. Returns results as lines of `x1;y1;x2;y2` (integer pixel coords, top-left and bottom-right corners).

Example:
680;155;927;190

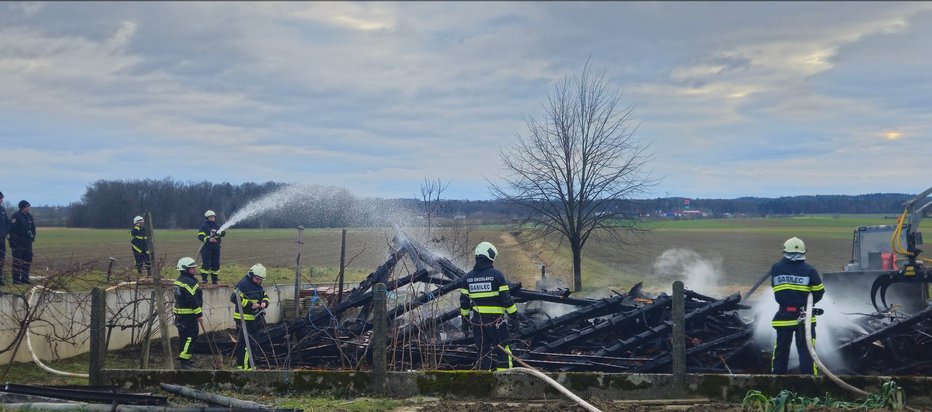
293;226;304;320
672;280;686;387
89;288;107;385
371;283;387;393
144;211;174;369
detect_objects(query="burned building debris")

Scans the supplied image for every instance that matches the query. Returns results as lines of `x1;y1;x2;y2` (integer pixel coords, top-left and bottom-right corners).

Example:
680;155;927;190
192;233;932;376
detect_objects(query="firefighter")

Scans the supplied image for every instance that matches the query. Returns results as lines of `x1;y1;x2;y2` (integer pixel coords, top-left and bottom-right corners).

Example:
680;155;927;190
459;241;521;371
130;216;151;275
0;191;9;285
770;237;824;375
173;257;203;369
230;263;270;370
196;210;226;284
9;200;36;285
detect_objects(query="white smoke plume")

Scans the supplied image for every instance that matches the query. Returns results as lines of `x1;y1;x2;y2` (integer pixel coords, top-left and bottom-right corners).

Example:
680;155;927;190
651;248;723;295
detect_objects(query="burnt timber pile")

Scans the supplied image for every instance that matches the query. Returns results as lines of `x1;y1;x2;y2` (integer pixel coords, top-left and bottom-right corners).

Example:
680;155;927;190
193;234;932;375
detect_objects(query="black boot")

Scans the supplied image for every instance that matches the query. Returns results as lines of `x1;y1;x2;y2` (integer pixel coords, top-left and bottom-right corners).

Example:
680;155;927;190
201;274;208;284
211;274;219;285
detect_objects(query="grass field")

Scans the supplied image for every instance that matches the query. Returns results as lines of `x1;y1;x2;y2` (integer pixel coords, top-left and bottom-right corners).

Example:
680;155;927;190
12;214;901;295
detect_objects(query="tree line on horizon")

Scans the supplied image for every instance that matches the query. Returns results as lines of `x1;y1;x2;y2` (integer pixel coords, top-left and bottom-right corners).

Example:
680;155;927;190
7;178;920;228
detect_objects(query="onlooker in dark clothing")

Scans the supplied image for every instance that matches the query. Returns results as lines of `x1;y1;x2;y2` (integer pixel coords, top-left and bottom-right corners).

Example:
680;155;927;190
459;242;521;371
173;257;203;369
770;237;824;375
196;210;225;285
130;216;151;275
0;191;10;285
9;200;36;285
230;264;270;370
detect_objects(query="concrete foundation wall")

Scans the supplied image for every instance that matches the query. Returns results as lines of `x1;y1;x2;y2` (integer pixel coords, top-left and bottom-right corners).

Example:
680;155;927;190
100;370;932;407
0;283;295;364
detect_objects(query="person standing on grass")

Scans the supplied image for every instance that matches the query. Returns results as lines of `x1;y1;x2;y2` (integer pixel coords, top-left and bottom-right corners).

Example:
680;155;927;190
770;236;824;375
230;263;270;371
173;257;203;370
130;216;151;275
196;210;225;285
9;200;35;285
0;191;9;285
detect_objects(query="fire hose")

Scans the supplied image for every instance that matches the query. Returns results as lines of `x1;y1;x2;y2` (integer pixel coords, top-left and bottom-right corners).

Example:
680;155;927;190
498;345;603;412
803;294;918;412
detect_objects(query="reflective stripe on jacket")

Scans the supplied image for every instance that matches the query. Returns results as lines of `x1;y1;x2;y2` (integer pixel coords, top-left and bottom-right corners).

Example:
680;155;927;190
231;275;270;321
130;225;148;254
770;257;824;327
173;274;203;316
459;259;517;317
197;219;225;244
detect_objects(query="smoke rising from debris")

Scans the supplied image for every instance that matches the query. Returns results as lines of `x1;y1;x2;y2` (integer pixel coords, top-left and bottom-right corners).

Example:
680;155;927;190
651;248;723;295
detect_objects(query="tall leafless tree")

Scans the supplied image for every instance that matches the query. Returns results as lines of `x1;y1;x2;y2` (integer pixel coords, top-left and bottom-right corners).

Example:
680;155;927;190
491;61;655;291
419;178;450;238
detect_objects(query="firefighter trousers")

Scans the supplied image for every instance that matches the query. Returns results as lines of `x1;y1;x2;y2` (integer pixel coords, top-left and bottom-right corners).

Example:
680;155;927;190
772;322;817;375
200;245;221;283
175;315;199;366
470;314;512;371
233;319;261;370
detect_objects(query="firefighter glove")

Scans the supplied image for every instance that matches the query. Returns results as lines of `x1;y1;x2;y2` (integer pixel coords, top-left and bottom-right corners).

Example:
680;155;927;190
460;318;471;337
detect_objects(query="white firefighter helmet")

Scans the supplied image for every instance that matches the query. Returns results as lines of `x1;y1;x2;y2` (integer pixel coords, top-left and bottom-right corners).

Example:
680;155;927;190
177;257;197;271
474;241;498;261
204;210;216;218
783;237;806;254
133;216;144;224
249;263;267;279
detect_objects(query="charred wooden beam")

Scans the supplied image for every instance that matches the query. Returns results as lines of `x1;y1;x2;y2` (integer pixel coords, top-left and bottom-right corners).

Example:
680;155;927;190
532;297;671;353
836;305;932;354
591;293;740;358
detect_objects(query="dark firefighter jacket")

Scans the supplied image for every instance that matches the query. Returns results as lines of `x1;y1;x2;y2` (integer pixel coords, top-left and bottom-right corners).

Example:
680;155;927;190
173;272;203;317
770;257;824;327
8;210;36;249
0;206;9;240
130;224;148;254
197;219;225;245
231;275;270;321
459;259;517;317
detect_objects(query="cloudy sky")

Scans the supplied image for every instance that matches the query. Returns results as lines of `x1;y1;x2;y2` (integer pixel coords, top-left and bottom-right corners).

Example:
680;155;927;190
2;2;931;206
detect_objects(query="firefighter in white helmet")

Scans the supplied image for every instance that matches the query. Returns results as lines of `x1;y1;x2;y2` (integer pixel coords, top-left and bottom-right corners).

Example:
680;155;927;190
769;237;825;375
196;210;226;284
230;263;270;370
173;257;203;369
130;216;150;275
459;241;521;370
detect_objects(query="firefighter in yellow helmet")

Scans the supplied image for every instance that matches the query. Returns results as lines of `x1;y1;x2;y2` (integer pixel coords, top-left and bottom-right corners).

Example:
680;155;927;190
230;263;270;370
130;216;150;275
173;257;203;369
196;210;226;284
459;242;521;370
770;237;824;375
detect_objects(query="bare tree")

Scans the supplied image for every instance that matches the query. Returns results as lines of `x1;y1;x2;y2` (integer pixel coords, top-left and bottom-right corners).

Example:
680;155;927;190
419;178;450;238
491;61;655;291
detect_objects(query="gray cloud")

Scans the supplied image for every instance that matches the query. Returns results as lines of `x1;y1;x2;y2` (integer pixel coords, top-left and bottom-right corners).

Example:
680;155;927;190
1;2;931;205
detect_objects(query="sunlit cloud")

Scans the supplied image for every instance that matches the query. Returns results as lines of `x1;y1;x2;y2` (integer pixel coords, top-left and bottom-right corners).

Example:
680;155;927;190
883;131;903;140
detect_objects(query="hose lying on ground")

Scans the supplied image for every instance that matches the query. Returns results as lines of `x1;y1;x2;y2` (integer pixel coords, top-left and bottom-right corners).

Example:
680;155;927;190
804;295;919;412
498;345;603;412
26;286;89;378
